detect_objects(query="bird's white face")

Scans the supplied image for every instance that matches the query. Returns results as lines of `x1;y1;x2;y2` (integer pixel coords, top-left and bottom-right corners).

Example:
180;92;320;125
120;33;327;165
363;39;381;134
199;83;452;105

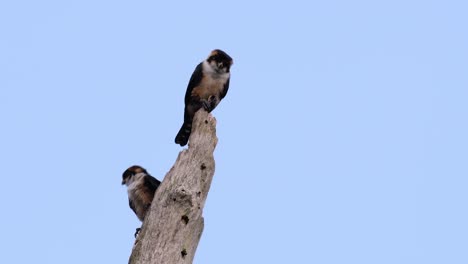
209;60;229;73
122;165;148;185
203;60;230;80
124;172;145;187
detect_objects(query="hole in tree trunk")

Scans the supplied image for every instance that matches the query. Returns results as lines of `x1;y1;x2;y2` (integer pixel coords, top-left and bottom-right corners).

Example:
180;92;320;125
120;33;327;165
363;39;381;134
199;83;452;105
181;215;189;225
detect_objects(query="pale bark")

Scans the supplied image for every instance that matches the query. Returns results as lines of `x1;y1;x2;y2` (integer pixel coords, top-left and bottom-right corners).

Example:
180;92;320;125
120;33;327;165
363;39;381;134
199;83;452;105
129;109;218;264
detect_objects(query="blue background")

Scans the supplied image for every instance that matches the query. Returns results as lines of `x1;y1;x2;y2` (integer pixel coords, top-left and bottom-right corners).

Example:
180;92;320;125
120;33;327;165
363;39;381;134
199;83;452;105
1;1;467;263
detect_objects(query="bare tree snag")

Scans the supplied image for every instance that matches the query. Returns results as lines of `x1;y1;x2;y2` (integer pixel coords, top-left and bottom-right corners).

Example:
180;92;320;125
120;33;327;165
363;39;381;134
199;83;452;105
129;109;218;264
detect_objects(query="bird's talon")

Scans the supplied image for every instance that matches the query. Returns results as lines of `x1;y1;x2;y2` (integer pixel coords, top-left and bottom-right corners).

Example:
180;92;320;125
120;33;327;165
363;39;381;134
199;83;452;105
134;228;141;238
201;101;211;111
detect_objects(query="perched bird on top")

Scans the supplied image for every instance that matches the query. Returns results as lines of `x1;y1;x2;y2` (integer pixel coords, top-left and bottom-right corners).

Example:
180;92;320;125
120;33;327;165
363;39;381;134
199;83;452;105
122;165;161;236
175;49;233;146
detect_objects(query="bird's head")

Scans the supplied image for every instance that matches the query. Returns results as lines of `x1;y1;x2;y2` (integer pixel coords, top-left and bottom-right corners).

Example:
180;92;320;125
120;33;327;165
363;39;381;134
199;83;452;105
206;49;233;74
122;165;147;185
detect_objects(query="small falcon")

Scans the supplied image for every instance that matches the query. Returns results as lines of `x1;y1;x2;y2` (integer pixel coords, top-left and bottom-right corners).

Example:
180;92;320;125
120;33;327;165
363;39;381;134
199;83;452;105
122;165;161;235
175;49;233;146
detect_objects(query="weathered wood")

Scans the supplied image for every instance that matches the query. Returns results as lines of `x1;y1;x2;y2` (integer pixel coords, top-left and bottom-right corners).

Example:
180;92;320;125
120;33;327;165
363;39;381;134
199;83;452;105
129;109;218;264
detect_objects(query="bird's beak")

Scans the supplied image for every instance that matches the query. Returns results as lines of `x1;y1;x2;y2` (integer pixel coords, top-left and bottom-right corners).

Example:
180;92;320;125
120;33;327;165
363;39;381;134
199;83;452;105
121;179;126;185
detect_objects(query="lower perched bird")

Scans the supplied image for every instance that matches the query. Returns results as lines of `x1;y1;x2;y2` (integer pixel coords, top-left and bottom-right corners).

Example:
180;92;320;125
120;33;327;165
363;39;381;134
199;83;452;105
122;165;161;236
175;49;233;146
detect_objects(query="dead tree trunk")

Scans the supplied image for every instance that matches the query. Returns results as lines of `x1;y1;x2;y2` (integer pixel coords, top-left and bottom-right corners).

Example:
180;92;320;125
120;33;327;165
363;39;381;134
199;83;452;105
128;109;218;264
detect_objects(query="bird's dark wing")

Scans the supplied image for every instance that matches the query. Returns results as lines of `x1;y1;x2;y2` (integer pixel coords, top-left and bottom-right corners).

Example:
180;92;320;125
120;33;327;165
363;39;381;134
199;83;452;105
184;63;204;105
129;199;137;216
220;77;230;100
144;174;161;193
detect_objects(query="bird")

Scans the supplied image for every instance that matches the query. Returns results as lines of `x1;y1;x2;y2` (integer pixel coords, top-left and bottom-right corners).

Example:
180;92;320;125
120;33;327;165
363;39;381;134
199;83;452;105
175;49;233;146
122;165;161;236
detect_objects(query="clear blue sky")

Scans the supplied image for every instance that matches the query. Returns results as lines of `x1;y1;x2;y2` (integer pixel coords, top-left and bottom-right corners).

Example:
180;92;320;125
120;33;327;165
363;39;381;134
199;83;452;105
1;1;467;263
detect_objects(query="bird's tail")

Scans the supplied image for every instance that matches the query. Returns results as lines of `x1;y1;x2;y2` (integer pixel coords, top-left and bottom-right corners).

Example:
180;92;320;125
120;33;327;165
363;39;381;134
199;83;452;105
175;121;192;146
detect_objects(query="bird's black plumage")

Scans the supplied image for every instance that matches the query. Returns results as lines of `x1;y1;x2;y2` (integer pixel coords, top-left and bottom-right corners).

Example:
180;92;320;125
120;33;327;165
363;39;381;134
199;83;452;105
184;63;204;105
